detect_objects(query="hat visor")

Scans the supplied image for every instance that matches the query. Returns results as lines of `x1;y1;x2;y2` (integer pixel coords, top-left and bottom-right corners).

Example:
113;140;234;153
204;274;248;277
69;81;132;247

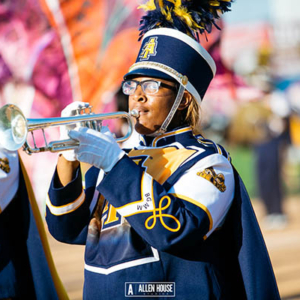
124;68;176;82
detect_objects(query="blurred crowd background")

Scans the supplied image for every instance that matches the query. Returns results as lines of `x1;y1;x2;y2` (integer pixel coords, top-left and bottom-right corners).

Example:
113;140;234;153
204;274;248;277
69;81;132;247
0;0;299;228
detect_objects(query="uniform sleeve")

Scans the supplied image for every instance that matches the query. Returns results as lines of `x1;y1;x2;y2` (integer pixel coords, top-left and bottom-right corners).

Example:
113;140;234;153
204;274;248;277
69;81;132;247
0;149;19;213
97;153;235;253
46;166;99;244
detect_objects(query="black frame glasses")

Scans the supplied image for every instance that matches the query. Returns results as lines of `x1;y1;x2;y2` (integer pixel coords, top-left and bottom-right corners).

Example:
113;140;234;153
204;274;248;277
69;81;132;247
121;79;177;95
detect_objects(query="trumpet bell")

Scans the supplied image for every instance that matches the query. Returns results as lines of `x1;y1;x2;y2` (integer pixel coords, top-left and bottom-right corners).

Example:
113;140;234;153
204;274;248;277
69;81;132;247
0;104;28;151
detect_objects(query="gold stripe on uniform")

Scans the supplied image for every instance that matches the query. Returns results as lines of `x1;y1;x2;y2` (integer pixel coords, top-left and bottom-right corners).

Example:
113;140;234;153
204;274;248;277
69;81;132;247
170;193;213;231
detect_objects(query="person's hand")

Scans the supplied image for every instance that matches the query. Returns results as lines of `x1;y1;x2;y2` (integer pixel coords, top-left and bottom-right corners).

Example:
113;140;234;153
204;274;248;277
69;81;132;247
59;101;89;161
69;126;125;172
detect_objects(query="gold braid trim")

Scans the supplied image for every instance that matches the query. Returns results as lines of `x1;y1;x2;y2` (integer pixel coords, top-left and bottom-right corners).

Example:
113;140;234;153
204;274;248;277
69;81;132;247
129;61;188;85
0;157;10;174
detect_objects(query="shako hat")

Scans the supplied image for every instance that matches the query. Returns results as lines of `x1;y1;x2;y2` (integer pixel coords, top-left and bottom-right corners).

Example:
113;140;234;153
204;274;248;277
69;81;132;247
124;0;233;103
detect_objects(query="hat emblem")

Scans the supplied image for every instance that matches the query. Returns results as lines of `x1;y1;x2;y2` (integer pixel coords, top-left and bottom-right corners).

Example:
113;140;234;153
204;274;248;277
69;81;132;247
139;37;158;61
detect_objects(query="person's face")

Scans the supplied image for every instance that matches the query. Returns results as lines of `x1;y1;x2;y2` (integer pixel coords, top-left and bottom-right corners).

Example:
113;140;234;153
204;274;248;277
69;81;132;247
127;77;178;135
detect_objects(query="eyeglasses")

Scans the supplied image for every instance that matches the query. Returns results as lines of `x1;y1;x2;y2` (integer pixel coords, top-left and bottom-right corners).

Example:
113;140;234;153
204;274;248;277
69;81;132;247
121;79;177;95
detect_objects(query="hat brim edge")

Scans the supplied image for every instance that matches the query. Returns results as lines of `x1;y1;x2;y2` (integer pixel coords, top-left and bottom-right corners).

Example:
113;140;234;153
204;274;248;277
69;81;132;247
124;68;176;82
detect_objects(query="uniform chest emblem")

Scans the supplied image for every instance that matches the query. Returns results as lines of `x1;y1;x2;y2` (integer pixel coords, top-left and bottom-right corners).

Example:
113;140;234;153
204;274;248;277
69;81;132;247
139;37;158;60
129;147;196;184
197;167;226;192
0;157;10;174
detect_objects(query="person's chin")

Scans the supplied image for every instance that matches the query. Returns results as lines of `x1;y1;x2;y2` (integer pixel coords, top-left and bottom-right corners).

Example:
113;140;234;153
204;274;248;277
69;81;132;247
135;122;158;135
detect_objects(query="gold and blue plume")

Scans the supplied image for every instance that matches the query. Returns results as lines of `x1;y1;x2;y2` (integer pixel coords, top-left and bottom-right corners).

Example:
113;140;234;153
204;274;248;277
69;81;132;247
138;0;233;41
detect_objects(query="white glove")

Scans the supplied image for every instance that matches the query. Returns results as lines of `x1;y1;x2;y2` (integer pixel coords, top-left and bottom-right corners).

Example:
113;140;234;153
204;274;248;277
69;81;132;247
60;101;89;161
69;126;125;172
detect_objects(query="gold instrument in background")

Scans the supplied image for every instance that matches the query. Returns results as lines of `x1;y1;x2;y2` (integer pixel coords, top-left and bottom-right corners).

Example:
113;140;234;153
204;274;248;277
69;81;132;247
0;104;139;154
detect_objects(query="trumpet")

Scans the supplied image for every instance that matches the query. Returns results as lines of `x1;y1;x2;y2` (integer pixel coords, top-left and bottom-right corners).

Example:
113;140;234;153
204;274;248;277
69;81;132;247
0;104;139;154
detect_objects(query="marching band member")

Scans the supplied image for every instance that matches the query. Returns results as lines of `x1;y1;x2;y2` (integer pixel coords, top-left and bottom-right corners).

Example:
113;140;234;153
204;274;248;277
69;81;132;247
0;147;68;299
46;1;280;299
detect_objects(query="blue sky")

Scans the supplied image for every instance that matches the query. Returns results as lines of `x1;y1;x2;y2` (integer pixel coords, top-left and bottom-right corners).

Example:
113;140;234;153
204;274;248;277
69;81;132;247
223;0;270;25
223;0;300;25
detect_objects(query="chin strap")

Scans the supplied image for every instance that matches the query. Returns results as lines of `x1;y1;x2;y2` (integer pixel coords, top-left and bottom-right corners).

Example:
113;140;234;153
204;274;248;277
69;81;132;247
148;84;185;137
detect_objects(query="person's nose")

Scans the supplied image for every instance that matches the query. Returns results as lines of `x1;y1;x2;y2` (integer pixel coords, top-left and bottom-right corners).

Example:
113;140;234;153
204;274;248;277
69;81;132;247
131;85;147;103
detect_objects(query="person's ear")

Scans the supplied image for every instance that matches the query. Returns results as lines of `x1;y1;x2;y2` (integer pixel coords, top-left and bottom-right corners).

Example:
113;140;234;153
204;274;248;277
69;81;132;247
178;91;192;110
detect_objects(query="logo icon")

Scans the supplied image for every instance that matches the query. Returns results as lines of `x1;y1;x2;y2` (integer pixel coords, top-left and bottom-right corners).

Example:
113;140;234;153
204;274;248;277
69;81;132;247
125;282;175;297
139;37;158;60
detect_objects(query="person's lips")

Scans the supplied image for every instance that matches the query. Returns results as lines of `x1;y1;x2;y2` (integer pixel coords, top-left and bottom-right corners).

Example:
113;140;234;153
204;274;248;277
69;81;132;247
132;107;149;116
138;110;149;116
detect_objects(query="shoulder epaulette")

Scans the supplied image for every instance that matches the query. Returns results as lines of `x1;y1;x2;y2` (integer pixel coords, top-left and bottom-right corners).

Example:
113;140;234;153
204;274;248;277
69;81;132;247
195;135;231;162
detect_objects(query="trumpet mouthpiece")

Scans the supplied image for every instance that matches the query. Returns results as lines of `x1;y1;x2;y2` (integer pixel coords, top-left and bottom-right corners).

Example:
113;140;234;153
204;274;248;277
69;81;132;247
130;109;139;118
